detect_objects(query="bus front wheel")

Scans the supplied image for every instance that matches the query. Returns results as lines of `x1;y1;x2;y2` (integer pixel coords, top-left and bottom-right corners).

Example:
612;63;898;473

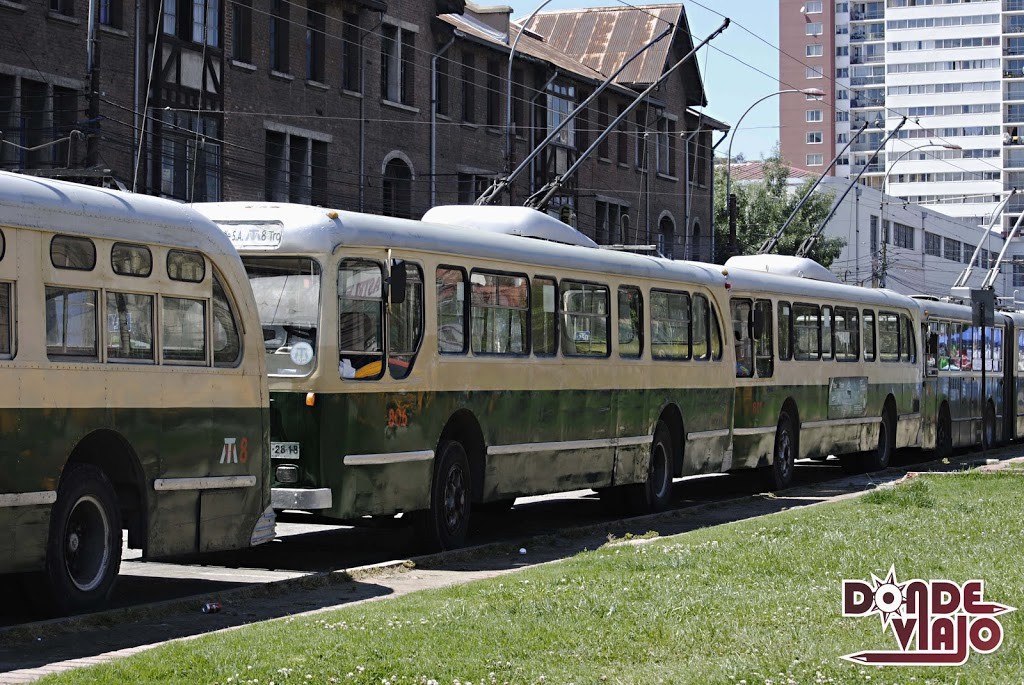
417;440;471;551
39;463;122;615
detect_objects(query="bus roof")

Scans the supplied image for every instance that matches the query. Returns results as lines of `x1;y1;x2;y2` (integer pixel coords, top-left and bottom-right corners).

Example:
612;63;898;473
0;171;238;259
193;201;730;287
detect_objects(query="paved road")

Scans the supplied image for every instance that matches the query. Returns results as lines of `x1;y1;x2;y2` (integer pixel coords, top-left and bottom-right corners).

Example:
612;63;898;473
0;452;925;627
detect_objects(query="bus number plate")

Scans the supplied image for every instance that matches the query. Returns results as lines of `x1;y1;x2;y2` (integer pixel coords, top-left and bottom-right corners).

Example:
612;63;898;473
271;442;301;459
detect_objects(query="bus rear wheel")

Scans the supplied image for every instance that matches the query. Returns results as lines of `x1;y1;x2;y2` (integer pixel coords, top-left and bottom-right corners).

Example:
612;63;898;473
764;411;796;490
38;464;122;615
416;440;471;551
627;421;674;514
861;407;895;472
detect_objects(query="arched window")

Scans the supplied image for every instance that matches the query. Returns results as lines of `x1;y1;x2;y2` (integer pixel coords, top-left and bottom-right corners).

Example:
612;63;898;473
659;216;675;259
382;157;412;218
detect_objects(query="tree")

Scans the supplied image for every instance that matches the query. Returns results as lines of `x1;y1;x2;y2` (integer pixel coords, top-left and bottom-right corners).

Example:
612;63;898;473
713;146;845;267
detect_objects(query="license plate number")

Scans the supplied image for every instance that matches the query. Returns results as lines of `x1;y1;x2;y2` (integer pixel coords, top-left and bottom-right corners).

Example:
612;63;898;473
271;442;301;459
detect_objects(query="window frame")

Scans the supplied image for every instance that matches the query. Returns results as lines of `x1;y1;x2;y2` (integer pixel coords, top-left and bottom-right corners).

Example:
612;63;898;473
617;285;643;359
50;235;97;272
111;242;153;278
560;279;610;358
792;302;822;361
532;275;559;357
470;268;530;357
436;265;468;355
651;288;691;361
105;290;156;364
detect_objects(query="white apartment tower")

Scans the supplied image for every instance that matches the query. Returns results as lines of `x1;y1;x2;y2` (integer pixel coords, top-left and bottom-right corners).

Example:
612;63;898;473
780;0;1013;234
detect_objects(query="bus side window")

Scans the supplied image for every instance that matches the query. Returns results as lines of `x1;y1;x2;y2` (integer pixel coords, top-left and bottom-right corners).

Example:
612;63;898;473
472;271;529;355
901;314;916;364
532;276;558;356
834;306;859;361
388;262;423;379
821;306;833;360
46;286;98;360
692;294;712;362
0;280;12;358
212;272;242;367
651;289;690;361
618;285;643;359
863;309;876;362
339;258;384;379
1018;329;1024;372
106;292;154;362
926;323;939;374
730;298;752;378
561;281;609;357
878;311;899;362
754;299;773;378
436;266;467;355
778;301;791;361
793;303;820;361
710;301;723;361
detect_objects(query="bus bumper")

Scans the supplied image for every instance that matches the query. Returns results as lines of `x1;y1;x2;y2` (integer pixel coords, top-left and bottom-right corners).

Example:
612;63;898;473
272;487;333;510
250;505;277;546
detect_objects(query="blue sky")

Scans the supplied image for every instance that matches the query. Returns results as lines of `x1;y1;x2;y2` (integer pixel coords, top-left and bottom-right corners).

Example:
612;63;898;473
506;1;783;160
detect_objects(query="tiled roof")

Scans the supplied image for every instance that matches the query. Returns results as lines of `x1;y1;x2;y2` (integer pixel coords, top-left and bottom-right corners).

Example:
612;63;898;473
726;161;818;182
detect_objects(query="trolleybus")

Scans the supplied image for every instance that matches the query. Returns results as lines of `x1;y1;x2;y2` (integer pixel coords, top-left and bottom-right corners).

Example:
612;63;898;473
0;172;274;614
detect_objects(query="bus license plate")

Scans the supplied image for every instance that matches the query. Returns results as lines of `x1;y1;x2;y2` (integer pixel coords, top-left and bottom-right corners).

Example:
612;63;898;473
271;442;301;459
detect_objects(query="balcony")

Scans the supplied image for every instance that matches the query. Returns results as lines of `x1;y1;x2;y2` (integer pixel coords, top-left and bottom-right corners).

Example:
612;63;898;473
850;76;885;86
850;10;884;20
850;98;884;109
1008;0;1024;11
850;30;885;42
1007;20;1024;33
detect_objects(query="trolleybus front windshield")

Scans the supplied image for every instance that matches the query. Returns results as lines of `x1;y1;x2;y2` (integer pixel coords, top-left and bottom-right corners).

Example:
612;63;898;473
242;256;321;376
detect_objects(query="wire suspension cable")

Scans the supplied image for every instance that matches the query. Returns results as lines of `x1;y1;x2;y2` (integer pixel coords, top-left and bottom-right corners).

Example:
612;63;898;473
524;18;730;213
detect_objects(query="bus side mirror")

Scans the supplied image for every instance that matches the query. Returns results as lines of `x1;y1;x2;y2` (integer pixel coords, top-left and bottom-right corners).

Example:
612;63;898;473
752;309;765;339
387;260;407;305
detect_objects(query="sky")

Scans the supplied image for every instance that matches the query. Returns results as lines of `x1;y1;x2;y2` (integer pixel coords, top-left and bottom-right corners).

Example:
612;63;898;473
506;0;783;160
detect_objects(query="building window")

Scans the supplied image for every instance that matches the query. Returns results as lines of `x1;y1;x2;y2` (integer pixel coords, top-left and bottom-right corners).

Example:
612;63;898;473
381;24;415;105
382;157;413;218
231;0;252;62
806;22;823;35
805;0;823;12
342;12;361;92
548;82;576;174
100;0;122;28
944;237;961;262
264;129;328;206
925;231;941;257
894;222;914;250
806;153;824;166
805;66;824;79
617;104;629;165
836;46;849;57
597;97;609;159
435;53;450;117
595;200;629;245
306;1;326;82
837;111;849;122
457;173;491;204
163;0;218;45
1015;259;1024;288
836;2;848;11
836;89;848;100
836;67;849;78
806;109;823;122
270;0;289;72
486;59;501;127
50;0;73;16
806;44;823;57
160;111;221;202
807;131;823;144
656;117;675;176
658;216;675;259
0;76;80;171
461;52;476;123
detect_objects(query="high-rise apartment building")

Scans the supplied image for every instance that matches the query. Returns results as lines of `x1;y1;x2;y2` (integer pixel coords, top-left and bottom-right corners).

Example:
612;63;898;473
779;0;1012;231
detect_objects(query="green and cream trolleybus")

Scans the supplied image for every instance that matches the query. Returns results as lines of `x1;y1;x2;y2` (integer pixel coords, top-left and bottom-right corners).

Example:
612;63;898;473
0;172;274;614
196;202;738;549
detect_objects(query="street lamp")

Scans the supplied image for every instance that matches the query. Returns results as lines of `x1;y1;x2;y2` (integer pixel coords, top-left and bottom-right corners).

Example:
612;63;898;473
505;0;554;179
724;87;825;257
880;140;963;200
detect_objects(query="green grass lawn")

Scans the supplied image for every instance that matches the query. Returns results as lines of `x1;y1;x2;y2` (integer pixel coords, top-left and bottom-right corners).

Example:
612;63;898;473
42;473;1024;685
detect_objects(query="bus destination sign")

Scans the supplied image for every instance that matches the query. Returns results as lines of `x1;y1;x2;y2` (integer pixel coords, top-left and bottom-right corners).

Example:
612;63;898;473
219;222;284;250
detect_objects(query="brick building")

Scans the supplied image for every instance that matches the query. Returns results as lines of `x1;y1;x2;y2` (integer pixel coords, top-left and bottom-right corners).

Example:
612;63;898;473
0;0;725;260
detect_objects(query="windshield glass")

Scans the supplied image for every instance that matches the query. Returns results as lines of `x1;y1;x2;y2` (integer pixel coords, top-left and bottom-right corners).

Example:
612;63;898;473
242;256;321;377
